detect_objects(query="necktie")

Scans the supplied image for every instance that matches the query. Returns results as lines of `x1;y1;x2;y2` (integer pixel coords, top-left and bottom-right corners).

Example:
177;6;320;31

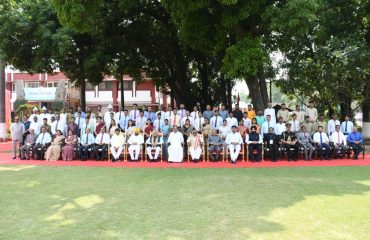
295;122;297;132
55;121;58;132
86;133;88;144
134;111;136;120
338;132;340;144
304;132;307;140
78;118;80;128
181;110;184;118
199;118;201;130
214;117;217;128
173;115;177;127
320;133;323;144
100;134;104;144
268;121;270;130
194;112;197;120
123;117;127;129
119;112;122;120
41;133;45;144
345;121;348;133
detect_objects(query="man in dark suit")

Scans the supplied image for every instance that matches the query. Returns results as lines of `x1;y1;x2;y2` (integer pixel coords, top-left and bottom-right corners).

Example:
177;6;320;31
263;127;279;162
280;123;299;161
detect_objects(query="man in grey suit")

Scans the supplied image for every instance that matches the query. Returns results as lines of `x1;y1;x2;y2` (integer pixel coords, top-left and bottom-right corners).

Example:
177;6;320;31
296;126;313;160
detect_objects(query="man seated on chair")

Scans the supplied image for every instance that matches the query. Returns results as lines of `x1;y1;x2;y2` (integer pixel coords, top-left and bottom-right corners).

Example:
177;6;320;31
225;125;243;164
146;130;163;161
127;128;144;161
167;126;184;163
347;127;363;160
263;127;279;162
110;128;126;162
94;127;110;161
246;125;263;162
330;125;348;159
313;126;331;160
208;130;223;162
20;128;37;160
80;128;95;160
187;130;204;162
297;126;314;161
33;126;52;160
280;123;299;161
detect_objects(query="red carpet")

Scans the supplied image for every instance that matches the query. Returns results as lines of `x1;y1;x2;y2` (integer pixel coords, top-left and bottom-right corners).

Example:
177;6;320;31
1;142;369;169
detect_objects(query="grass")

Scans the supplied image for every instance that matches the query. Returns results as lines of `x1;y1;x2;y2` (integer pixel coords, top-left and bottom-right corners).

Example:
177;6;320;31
0;165;369;240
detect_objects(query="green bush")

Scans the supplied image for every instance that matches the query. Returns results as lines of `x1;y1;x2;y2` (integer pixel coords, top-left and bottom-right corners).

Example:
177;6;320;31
13;99;27;112
51;101;64;112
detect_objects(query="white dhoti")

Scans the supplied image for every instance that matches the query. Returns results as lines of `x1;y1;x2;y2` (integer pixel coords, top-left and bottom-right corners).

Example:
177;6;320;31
147;146;160;159
190;146;202;160
128;145;141;160
110;146;123;160
228;144;241;162
168;144;183;162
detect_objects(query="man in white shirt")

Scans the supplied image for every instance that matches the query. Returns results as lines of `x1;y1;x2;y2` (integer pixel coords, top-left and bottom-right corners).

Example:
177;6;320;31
242;112;251;128
193;111;205;132
210;110;222;130
146;131;163;161
59;108;67;124
190;106;199;120
79;128;95;160
115;107;126;125
129;103;140;122
94;127;110;160
292;105;305;123
218;120;231;140
167;126;184;162
135;111;147;131
327;113;340;136
264;102;276;123
30;116;42;135
277;103;289;123
313;126;330;160
289;114;301;133
39;106;50;123
274;117;286;138
246;125;263;162
110;128;126;162
181;111;194;127
29;107;39;123
50;113;66;136
170;108;181;128
118;109;130;130
305;101;318;123
165;106;174;121
153;113;165;132
177;104;187;119
226;112;238;128
187;130;204;162
33;126;52;160
156;105;166;122
330;125;348;158
104;104;115;127
261;115;275;136
11;116;25;159
127;128;144;161
225;126;243;164
340;115;354;136
75;112;85;137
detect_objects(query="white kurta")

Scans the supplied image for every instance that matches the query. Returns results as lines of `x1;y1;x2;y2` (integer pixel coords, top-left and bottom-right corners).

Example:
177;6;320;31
167;132;184;162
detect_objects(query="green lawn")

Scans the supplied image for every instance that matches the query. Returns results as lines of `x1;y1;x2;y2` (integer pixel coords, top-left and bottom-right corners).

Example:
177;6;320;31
0;165;369;240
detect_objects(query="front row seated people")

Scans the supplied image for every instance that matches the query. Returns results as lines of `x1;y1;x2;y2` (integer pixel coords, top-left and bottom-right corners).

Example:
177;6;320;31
263;127;279;162
225;126;243;164
167;126;184;163
347;127;364;160
127;128;144;161
208;130;223;162
246;126;263;162
110;128;126;162
313;126;331;160
94;127;110;160
280;123;299;161
33;126;52;160
187;130;204;162
146;130;163;161
296;126;314;161
80;128;95;160
20;128;37;160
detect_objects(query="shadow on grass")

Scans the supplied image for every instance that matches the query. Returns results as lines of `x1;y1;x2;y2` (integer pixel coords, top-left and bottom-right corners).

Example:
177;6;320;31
0;166;369;239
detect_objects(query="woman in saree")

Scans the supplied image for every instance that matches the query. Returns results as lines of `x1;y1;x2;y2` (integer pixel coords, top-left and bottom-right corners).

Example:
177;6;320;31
62;130;78;161
45;130;65;161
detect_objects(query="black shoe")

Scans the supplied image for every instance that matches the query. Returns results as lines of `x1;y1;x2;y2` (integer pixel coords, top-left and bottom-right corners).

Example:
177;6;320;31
12;156;16;159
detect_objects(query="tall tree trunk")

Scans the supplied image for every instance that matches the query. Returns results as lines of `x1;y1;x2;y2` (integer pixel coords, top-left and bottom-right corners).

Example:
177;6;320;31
258;66;269;107
0;59;6;140
339;96;352;121
245;74;265;111
226;78;232;110
362;76;370;138
198;59;211;109
119;74;125;110
80;80;86;111
220;74;227;107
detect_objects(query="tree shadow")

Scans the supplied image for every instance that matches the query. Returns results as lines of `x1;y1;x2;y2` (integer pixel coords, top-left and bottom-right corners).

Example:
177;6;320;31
0;166;369;239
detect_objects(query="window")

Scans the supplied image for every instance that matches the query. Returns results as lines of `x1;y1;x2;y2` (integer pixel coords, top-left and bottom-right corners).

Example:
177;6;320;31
85;82;95;91
98;81;113;90
26;82;39;88
46;82;58;88
118;81;133;90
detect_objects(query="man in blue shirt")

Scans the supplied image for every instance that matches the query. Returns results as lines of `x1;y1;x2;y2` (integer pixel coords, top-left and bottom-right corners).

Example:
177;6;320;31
347;127;363;159
218;105;229;120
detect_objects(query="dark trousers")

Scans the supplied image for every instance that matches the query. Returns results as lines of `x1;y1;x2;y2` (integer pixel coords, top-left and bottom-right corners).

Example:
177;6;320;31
20;144;34;159
248;144;262;161
350;143;363;158
267;144;279;161
283;144;299;160
209;144;221;161
317;143;330;159
80;144;94;159
33;144;49;160
94;144;108;160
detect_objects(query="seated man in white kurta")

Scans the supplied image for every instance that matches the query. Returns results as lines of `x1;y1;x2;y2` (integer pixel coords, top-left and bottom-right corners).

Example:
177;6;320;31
187;130;204;162
225;125;243;164
127;128;144;161
110;128;126;162
146;131;163;161
167;126;184;163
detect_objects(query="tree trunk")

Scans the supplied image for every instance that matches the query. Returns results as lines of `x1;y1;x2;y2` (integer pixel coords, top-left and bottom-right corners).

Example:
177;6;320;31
258;66;269;107
362;76;370;138
339;95;352;121
198;59;211;109
226;78;232;111
245;74;265;111
80;80;86;111
220;74;227;107
0;59;6;140
119;74;125;110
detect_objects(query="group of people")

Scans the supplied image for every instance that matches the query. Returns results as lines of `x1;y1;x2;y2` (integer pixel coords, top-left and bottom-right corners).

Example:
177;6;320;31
10;102;365;163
